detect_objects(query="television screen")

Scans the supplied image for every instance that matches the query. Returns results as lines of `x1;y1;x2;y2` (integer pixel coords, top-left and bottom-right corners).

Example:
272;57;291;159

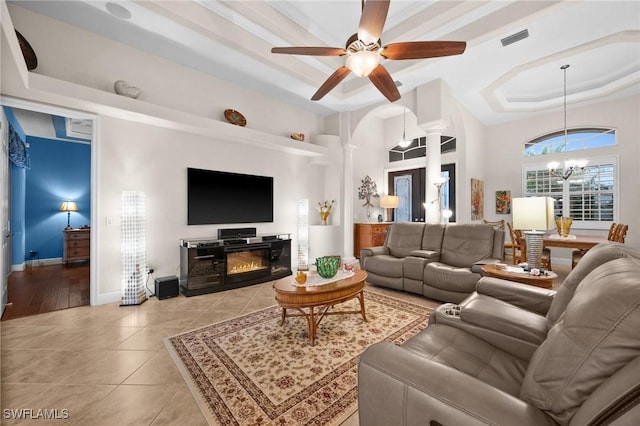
187;168;273;225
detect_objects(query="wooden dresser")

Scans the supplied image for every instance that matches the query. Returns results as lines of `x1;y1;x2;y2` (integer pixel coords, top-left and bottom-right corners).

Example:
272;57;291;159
354;223;392;258
63;228;90;265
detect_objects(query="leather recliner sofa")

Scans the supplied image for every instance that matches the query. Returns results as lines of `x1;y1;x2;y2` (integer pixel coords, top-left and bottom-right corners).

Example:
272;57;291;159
358;242;640;425
360;222;504;303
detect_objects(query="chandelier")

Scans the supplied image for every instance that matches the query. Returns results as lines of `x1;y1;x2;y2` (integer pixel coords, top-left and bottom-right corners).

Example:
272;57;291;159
547;64;587;180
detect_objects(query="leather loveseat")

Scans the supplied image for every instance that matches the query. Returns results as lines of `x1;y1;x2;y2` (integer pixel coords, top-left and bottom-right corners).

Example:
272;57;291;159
358;242;640;425
360;222;504;303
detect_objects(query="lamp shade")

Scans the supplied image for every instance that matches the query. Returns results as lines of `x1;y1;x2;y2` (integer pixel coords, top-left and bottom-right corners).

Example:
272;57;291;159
379;195;399;209
512;197;554;231
59;201;78;212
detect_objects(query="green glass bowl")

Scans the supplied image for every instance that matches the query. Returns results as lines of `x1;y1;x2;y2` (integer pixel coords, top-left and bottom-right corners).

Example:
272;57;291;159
315;256;340;279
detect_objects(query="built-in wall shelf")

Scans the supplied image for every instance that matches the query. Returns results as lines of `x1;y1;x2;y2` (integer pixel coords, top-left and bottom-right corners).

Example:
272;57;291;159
20;72;329;158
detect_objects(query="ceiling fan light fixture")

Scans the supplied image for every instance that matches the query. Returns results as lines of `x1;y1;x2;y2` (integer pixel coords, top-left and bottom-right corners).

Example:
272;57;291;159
346;50;381;77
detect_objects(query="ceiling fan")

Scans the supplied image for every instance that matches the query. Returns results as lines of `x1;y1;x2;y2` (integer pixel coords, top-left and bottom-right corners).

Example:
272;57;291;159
271;0;466;102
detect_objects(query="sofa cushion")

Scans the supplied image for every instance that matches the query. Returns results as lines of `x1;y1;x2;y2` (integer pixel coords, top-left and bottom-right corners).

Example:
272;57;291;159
546;242;636;325
421;223;446;252
403;324;528;397
440;224;496;267
362;255;404;278
520;257;640;425
386;223;425;258
423;262;480;293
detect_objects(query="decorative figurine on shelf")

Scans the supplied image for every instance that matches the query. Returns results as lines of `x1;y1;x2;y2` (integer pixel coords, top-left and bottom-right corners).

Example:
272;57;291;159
114;80;141;99
358;175;380;221
317;200;335;225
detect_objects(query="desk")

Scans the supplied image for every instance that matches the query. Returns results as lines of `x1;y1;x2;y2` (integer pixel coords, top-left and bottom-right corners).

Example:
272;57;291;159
543;234;609;250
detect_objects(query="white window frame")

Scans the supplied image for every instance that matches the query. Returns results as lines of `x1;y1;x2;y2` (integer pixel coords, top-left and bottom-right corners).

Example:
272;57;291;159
522;155;619;230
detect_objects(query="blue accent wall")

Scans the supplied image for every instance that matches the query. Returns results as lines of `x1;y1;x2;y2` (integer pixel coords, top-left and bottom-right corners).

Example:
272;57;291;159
23;136;91;261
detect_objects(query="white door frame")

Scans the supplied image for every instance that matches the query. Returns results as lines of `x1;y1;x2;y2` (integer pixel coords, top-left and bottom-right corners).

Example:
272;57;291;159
0;96;99;306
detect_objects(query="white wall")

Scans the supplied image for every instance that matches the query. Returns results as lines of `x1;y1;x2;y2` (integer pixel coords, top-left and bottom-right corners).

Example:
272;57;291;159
96;116;325;301
351;117;386;223
8;4;324;139
484;95;640;250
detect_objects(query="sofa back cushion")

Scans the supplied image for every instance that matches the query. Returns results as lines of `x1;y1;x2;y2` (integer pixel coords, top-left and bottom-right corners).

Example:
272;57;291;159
520;257;640;425
421;223;446;252
439;224;496;267
546;243;640;325
386;223;425;258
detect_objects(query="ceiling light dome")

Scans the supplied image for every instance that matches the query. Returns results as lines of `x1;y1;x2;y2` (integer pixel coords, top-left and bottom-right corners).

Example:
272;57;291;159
346;50;381;77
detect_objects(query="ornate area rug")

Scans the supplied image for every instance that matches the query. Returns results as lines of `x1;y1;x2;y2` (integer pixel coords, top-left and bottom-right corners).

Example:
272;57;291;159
164;290;432;425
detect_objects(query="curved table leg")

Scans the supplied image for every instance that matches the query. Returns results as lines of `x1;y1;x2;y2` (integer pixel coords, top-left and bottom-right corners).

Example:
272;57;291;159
357;290;368;322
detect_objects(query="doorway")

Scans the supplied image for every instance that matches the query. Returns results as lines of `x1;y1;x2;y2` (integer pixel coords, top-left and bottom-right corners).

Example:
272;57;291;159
1;98;96;320
388;164;456;222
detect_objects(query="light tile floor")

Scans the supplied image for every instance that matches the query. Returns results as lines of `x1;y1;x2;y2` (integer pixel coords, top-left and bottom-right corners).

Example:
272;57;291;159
2;261;567;425
1;279;438;425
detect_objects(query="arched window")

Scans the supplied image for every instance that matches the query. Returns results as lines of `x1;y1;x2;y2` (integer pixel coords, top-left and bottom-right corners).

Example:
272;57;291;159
524;128;615;157
522;128;618;229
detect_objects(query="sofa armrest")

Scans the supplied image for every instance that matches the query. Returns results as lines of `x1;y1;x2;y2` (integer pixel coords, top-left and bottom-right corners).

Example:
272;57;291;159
358;342;557;426
475;277;556;315
471;258;502;273
359;246;389;268
408;249;439;260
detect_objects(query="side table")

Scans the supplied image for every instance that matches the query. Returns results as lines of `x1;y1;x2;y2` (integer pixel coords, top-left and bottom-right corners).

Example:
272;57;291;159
480;264;557;289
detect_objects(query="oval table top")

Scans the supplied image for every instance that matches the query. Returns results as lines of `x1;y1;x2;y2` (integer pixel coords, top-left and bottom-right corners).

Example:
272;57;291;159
273;269;367;306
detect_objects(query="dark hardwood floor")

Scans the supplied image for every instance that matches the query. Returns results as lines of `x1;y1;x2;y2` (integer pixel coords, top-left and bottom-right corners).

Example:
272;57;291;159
1;263;90;321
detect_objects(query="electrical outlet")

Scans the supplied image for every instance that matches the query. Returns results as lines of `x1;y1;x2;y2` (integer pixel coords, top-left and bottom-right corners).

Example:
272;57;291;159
29;250;37;258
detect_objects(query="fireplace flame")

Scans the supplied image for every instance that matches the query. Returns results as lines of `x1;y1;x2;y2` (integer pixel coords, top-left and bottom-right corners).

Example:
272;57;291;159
229;261;265;274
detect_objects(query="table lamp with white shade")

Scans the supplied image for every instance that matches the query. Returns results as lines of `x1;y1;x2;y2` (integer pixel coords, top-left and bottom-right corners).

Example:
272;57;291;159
379;195;399;222
512;197;555;269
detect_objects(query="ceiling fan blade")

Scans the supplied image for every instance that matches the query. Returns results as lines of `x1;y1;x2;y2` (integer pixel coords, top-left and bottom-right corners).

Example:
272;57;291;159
368;64;400;102
311;66;351;101
271;46;347;56
358;0;390;45
381;41;467;60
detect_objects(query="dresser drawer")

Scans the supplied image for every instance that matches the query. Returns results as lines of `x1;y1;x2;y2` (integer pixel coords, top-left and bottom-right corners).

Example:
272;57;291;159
63;229;91;264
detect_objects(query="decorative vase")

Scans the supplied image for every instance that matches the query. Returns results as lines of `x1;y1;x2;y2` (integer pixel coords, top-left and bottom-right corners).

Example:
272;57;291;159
555;216;573;237
319;211;330;225
315;256;339;279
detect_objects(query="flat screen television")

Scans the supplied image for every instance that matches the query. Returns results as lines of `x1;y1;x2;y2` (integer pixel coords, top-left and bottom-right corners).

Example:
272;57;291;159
187;168;273;225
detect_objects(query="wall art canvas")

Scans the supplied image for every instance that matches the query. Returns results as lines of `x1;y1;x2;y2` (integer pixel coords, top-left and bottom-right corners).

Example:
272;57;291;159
471;178;484;220
495;190;511;214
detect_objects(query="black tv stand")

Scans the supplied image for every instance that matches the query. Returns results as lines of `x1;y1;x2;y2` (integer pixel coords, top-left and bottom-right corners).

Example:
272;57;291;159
179;233;292;296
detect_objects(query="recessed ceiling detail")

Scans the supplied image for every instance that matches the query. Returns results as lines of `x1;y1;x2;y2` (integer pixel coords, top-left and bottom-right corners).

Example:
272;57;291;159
483;31;640;113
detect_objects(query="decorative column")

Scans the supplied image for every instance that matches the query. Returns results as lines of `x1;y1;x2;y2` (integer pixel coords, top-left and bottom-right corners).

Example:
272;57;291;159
420;121;446;223
121;191;147;306
342;143;356;263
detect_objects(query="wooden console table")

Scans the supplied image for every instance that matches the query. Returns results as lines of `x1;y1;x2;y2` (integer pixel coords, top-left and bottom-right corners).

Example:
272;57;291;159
63;228;90;265
354;223;391;258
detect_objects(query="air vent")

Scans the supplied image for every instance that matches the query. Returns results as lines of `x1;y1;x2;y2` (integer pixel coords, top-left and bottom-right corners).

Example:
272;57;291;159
501;29;529;47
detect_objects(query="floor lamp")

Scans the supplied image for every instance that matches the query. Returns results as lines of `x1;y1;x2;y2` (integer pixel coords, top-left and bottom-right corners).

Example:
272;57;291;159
121;191;147;306
512;197;554;270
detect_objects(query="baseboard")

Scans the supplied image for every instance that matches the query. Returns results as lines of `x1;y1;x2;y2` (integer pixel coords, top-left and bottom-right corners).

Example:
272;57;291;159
13;258;63;270
95;291;121;306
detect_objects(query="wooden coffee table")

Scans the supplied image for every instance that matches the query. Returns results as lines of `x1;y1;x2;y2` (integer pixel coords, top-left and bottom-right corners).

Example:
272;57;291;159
481;264;557;289
272;270;368;346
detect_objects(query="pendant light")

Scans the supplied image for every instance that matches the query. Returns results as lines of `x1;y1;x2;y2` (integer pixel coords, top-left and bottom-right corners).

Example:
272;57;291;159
547;64;587;180
398;108;411;148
